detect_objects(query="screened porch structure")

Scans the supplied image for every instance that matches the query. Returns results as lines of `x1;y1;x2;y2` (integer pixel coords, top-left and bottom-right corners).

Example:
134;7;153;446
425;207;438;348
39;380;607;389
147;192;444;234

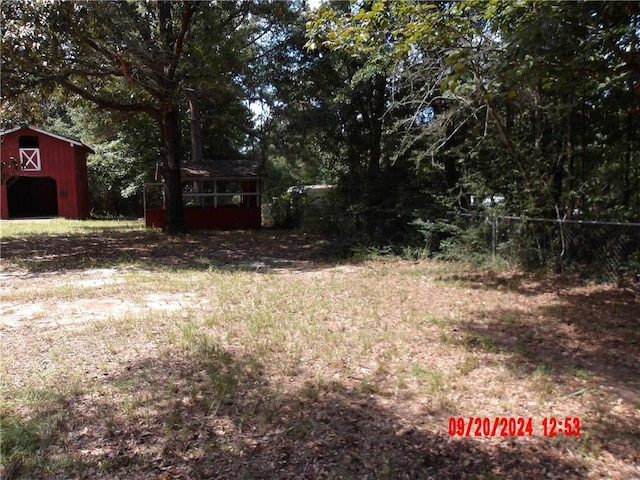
144;159;263;229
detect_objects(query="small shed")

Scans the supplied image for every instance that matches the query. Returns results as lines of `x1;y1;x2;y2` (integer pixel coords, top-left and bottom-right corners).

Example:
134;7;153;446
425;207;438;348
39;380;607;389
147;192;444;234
144;159;263;229
1;125;93;219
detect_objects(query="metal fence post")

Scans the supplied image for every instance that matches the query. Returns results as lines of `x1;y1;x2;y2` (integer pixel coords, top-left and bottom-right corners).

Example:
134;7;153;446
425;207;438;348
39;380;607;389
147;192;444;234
456;212;639;281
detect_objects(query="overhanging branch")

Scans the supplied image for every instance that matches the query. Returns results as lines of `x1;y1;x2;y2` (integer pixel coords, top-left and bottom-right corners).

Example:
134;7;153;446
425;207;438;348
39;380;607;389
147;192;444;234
57;79;160;118
166;2;195;81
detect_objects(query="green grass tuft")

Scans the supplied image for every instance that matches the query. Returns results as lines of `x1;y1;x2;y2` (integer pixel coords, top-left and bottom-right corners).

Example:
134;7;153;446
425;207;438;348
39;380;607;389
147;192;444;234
0;415;45;477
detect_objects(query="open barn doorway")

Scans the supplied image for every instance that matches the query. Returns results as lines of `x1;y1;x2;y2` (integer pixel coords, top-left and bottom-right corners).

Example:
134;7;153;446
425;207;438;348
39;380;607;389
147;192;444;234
7;176;58;218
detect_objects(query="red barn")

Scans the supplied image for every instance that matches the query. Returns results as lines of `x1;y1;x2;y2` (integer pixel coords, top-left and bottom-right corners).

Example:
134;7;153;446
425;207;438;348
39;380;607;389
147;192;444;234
1;125;93;219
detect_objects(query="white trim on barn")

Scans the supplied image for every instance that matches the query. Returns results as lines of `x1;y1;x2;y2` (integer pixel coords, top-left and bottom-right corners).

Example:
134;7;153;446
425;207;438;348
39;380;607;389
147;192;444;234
0;125;94;152
19;148;41;171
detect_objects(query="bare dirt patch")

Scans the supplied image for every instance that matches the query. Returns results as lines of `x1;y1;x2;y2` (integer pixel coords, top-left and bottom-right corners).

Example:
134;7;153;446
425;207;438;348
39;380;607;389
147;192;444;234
1;227;639;479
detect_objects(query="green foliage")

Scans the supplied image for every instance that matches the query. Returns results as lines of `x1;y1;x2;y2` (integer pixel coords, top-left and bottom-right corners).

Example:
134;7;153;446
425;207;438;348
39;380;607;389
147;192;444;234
0;415;45;477
412;218;463;256
303;0;640;277
265;191;297;228
265;187;338;232
621;251;640;284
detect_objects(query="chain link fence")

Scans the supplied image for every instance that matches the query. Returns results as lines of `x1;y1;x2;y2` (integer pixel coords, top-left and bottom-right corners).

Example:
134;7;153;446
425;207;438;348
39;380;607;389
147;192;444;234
449;214;640;282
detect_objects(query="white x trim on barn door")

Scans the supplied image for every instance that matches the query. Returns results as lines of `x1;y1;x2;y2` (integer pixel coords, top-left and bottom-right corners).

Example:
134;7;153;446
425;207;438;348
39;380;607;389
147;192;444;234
19;148;41;171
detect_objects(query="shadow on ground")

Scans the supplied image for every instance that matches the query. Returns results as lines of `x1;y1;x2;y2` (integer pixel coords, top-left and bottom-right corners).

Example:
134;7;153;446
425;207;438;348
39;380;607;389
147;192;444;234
0;229;341;274
11;344;586;480
450;272;640;470
451;271;640;384
439;269;639;295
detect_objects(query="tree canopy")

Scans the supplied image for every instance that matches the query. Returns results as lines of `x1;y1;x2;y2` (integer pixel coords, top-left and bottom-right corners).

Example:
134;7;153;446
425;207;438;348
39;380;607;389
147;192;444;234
306;0;639;222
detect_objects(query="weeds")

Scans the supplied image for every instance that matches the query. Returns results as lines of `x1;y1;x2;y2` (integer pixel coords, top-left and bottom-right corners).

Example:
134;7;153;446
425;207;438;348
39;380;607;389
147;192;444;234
464;333;499;353
0;415;48;478
458;354;480;375
1;220;638;479
533;364;554;402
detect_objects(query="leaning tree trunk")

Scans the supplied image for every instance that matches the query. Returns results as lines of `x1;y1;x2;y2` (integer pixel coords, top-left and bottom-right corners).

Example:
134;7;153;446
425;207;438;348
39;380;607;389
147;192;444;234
159;102;186;234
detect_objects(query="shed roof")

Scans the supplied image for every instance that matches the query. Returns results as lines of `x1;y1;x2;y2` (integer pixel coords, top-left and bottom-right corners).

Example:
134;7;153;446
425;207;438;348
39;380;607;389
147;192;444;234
157;159;264;181
0;125;95;153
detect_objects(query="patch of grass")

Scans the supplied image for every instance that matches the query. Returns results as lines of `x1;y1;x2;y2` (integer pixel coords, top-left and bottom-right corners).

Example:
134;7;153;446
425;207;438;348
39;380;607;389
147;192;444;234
0;218;144;238
533;364;550;376
357;377;381;395
427;315;449;328
432;275;472;288
2;223;638;478
298;376;329;402
568;367;592;381
573;431;602;458
176;320;241;406
411;365;452;409
514;331;539;359
0;414;53;478
179;319;204;353
458;354;481;375
464;332;499;353
532;364;554;401
350;245;396;262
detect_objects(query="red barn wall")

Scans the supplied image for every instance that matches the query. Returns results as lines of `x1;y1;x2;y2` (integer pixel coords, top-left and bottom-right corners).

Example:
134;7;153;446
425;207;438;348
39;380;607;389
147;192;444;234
1;127;91;219
73;146;90;218
145;207;262;229
0;175;7;219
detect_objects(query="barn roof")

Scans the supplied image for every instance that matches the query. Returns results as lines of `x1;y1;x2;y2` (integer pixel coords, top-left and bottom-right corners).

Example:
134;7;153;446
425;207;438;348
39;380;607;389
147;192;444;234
157;159;264;181
0;125;95;153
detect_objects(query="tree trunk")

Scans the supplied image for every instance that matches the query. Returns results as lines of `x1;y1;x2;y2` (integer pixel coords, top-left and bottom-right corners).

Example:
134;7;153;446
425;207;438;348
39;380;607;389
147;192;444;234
189;96;203;164
533;76;543;152
623;78;636;208
365;73;386;236
368;73;386;180
565;91;574;216
159;102;186;234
